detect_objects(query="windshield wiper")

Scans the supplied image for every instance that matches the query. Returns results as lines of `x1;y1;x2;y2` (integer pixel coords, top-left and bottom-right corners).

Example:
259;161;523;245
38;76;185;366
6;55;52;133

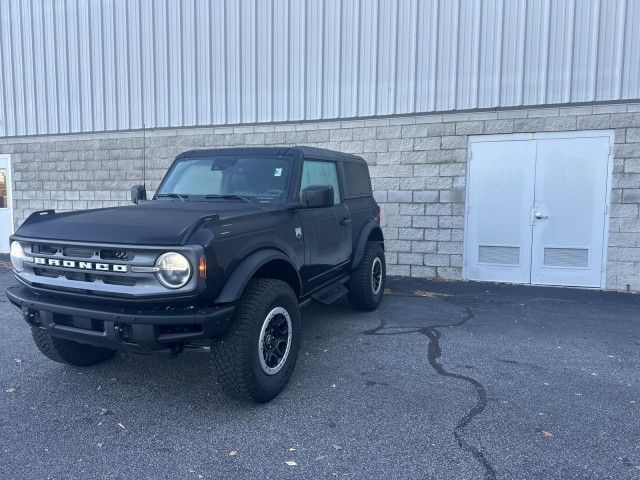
156;193;188;201
204;194;253;204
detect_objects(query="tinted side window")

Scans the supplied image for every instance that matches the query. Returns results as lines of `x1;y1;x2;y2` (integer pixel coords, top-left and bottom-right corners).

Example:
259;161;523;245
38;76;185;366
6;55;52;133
343;162;372;197
300;160;341;204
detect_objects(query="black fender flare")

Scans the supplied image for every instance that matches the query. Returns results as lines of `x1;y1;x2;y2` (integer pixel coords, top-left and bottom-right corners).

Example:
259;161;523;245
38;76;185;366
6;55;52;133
214;249;302;303
351;221;384;270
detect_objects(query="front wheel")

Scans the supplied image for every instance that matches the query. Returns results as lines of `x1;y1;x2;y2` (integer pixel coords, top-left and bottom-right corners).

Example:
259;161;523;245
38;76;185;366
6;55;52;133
347;241;386;311
211;278;301;403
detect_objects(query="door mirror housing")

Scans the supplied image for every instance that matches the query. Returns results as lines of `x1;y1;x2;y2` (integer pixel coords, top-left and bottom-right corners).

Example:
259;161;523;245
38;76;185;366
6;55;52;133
130;184;147;204
301;185;334;208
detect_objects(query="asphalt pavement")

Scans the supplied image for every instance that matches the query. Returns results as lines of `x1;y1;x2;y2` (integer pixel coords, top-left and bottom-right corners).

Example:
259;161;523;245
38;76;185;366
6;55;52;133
0;267;639;480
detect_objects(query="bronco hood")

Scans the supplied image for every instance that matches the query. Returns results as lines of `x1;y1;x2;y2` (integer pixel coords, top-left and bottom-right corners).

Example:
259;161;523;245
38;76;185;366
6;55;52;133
14;201;262;245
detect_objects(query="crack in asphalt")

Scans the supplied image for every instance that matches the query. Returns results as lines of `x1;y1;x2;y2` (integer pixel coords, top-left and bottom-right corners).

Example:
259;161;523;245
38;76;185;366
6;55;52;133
362;296;496;480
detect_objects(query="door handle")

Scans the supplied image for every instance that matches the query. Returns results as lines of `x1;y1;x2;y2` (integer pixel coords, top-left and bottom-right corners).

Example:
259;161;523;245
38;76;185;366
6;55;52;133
531;208;548;225
340;216;352;225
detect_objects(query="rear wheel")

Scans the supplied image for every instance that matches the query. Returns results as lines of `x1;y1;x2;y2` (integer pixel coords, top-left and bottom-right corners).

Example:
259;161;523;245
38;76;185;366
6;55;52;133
31;328;116;367
211;278;301;403
347;241;386;311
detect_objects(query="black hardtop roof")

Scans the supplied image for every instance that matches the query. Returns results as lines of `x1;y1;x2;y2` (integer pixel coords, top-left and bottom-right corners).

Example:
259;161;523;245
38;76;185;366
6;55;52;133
179;146;365;163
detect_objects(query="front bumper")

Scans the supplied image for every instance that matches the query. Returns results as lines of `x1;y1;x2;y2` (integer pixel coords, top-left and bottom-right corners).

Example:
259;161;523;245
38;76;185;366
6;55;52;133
6;285;234;353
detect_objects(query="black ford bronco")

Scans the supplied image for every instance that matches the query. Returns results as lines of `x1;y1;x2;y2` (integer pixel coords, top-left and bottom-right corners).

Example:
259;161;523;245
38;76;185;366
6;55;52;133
7;147;385;402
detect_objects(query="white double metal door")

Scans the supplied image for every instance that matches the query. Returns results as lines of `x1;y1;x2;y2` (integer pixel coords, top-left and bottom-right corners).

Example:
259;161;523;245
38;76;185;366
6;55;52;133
465;132;612;288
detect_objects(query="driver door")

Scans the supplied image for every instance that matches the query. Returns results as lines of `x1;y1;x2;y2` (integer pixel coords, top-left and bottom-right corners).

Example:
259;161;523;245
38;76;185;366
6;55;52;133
297;160;351;290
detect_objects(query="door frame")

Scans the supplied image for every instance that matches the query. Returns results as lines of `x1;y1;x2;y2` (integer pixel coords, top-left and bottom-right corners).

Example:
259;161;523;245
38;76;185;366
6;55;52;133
463;130;614;288
0;154;14;246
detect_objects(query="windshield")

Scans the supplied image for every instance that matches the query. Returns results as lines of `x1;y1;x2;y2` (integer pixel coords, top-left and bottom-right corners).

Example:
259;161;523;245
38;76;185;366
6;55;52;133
156;156;291;203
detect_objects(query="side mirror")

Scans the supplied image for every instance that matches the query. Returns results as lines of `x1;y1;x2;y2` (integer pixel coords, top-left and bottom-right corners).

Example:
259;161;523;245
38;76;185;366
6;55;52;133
301;185;334;208
131;185;147;204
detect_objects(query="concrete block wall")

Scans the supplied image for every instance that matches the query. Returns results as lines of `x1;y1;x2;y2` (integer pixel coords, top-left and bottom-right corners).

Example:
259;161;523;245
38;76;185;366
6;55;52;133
1;103;639;291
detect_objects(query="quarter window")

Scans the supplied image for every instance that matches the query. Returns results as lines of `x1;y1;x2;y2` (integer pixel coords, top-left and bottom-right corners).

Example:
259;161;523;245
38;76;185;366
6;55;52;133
300;160;341;204
343;162;372;197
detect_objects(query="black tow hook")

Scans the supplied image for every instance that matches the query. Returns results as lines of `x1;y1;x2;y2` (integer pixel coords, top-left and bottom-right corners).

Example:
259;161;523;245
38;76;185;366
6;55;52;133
25;309;40;326
114;323;133;342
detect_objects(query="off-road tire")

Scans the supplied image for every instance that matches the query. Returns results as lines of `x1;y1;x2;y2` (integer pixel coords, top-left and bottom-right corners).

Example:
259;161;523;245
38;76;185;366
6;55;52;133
211;278;301;403
31;328;116;367
347;241;386;311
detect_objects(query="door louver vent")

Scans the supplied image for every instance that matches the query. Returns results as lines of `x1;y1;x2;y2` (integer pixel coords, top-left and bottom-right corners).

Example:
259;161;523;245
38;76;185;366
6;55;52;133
478;246;520;265
543;248;589;268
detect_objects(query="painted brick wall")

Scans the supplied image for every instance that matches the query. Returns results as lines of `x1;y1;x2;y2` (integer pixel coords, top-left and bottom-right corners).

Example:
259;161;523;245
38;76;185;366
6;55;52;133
1;104;639;291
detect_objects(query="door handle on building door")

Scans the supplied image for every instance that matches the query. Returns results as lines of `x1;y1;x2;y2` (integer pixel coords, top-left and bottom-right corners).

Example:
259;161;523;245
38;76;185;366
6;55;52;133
531;208;548;225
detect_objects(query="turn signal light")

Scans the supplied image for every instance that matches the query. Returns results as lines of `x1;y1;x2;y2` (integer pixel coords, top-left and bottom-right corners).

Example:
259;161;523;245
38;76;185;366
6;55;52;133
198;255;207;279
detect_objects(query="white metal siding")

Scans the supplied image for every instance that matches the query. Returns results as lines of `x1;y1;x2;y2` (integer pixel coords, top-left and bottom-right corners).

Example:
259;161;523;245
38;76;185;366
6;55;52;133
1;0;639;137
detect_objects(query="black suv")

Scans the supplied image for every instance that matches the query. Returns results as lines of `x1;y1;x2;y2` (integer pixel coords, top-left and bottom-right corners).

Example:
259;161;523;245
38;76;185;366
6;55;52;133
7;147;385;402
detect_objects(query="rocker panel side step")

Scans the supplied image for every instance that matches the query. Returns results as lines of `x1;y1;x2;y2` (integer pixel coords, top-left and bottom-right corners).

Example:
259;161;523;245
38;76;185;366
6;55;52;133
311;280;349;305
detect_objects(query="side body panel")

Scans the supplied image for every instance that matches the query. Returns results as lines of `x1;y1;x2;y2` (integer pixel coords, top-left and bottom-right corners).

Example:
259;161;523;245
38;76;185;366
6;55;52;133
296;205;351;291
195;208;304;302
344;198;379;266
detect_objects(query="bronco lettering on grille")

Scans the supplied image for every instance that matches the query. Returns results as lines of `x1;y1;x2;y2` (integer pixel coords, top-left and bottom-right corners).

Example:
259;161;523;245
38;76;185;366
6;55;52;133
33;257;128;273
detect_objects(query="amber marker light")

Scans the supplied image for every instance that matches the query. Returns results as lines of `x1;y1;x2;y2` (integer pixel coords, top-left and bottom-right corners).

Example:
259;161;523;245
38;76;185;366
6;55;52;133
198;255;207;279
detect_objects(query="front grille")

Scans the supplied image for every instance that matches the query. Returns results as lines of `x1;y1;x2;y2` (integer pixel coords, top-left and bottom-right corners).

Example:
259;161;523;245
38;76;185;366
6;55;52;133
62;271;93;282
33;243;134;261
16;239;200;298
102;274;136;286
33;268;60;278
33;244;59;255
30;243;138;287
101;249;132;261
62;246;95;258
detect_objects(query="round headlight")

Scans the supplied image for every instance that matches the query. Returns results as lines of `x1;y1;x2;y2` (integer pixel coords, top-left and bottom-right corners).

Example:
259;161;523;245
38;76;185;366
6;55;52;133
155;252;191;289
10;241;25;272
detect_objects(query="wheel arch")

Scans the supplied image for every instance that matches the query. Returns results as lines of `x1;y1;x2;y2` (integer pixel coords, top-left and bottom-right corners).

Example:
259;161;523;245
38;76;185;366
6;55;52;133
214;249;302;303
352;222;384;270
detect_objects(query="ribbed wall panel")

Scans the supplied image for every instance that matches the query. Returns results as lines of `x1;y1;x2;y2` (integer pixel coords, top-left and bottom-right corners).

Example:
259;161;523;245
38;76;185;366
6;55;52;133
1;0;639;137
